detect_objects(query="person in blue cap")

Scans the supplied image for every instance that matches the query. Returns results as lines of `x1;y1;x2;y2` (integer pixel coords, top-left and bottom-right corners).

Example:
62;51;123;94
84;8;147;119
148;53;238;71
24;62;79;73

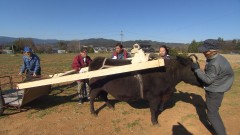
191;39;234;135
19;47;41;77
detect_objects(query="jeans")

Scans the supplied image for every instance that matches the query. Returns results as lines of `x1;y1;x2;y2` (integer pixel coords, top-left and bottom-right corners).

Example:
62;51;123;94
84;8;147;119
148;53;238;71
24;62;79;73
206;91;226;135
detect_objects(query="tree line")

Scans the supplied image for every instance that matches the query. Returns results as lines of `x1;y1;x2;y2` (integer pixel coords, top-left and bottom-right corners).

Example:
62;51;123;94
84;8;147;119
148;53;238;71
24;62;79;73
1;38;95;54
188;37;240;53
1;37;239;54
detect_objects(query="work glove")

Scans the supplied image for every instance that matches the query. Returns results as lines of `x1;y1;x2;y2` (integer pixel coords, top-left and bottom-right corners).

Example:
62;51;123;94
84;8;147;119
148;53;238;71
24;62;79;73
190;54;200;70
79;68;86;73
191;63;200;70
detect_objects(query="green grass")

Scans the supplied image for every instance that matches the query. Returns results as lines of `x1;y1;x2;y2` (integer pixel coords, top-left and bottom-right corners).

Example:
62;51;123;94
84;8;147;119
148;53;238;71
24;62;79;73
0;53;111;77
27;107;58;119
224;68;240;106
180;114;198;123
111;119;121;133
122;110;130;115
126;118;142;128
0;114;8;119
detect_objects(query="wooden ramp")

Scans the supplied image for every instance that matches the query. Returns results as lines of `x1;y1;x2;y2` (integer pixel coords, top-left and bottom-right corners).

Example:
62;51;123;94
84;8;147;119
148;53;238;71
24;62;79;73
17;59;164;89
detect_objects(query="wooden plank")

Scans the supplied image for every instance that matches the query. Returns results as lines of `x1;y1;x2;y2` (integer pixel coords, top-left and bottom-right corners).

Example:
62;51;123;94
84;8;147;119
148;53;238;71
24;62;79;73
49;69;76;78
17;59;164;89
49;67;89;78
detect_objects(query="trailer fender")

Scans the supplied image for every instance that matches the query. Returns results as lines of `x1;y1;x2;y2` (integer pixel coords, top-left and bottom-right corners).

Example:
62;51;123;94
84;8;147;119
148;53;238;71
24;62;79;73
0;92;5;116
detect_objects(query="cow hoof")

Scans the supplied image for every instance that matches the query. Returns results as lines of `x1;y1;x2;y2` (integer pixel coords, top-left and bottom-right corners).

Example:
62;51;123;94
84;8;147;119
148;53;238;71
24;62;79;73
152;123;160;127
152;121;160;126
91;112;97;117
107;105;114;110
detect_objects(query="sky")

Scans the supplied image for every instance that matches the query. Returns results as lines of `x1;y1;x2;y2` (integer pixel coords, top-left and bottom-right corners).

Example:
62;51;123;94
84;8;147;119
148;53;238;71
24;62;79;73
0;0;239;43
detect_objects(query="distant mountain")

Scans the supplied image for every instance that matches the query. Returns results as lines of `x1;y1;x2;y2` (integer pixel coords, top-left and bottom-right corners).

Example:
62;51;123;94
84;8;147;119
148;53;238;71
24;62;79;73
0;36;18;43
0;36;59;44
78;38;120;47
0;36;187;48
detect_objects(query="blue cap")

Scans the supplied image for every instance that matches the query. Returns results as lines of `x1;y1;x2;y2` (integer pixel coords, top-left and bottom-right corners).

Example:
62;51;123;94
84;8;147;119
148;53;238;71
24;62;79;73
23;47;32;53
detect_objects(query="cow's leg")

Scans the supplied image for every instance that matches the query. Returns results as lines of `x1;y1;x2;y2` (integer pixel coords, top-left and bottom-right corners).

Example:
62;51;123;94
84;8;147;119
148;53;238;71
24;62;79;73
90;88;102;116
149;98;161;125
159;88;174;111
100;91;114;109
159;102;164;112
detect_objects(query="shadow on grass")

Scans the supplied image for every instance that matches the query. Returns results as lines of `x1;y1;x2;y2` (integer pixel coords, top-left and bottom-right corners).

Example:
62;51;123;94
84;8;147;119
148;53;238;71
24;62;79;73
25;93;78;110
50;82;77;95
92;99;147;115
25;83;79;110
93;99;120;115
165;91;215;135
172;122;193;135
94;98;148;115
102;90;214;134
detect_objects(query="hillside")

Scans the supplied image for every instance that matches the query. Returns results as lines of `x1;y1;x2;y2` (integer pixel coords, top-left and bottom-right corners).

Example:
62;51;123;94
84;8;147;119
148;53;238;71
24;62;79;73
0;36;187;48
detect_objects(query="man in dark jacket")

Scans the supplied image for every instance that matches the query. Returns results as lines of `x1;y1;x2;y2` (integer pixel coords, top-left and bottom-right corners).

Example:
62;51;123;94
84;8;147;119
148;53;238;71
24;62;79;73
72;48;92;104
112;43;131;59
192;39;234;135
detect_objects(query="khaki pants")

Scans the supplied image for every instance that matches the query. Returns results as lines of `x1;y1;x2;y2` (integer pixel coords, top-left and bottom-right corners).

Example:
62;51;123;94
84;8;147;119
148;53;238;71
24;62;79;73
77;80;90;99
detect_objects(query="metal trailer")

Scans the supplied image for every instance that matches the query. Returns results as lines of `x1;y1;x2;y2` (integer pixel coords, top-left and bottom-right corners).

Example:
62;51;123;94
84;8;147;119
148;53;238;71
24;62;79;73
0;76;51;116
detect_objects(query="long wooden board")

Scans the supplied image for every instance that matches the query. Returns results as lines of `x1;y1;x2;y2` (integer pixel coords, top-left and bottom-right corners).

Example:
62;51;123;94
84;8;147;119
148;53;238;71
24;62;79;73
17;59;164;89
49;69;76;78
49;67;89;78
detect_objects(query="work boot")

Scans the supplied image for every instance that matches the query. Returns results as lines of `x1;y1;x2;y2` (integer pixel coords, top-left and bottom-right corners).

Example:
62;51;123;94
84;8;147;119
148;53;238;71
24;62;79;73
78;98;83;104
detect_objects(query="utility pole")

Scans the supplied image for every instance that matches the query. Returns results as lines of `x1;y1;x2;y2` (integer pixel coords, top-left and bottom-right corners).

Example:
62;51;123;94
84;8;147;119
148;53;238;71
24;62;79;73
120;31;123;44
79;41;81;51
11;43;14;55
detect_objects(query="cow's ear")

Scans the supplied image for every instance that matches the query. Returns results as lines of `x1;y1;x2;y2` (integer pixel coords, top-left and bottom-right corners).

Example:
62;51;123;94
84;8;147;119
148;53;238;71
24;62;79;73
176;56;190;66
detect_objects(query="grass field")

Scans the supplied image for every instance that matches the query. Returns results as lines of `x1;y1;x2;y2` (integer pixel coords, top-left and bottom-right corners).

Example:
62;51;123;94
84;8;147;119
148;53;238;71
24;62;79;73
0;53;240;135
0;53;111;76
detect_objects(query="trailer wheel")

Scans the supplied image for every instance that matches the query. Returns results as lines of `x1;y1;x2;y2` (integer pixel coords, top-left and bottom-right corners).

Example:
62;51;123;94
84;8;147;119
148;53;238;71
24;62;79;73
0;94;4;116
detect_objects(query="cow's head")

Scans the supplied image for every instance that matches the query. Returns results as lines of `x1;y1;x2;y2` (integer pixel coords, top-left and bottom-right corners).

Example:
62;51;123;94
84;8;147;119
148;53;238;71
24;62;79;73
176;55;203;87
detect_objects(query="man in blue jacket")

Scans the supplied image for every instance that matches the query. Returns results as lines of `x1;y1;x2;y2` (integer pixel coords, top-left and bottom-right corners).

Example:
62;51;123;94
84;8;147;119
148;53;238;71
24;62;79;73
192;39;234;135
19;47;41;77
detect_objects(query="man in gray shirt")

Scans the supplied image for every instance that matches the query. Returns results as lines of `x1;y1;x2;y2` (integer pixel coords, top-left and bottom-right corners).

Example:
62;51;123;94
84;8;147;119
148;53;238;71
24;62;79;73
191;39;234;135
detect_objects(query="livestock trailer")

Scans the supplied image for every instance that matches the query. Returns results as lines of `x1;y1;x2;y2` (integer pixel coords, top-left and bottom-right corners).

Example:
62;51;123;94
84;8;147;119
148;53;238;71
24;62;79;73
0;76;51;116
